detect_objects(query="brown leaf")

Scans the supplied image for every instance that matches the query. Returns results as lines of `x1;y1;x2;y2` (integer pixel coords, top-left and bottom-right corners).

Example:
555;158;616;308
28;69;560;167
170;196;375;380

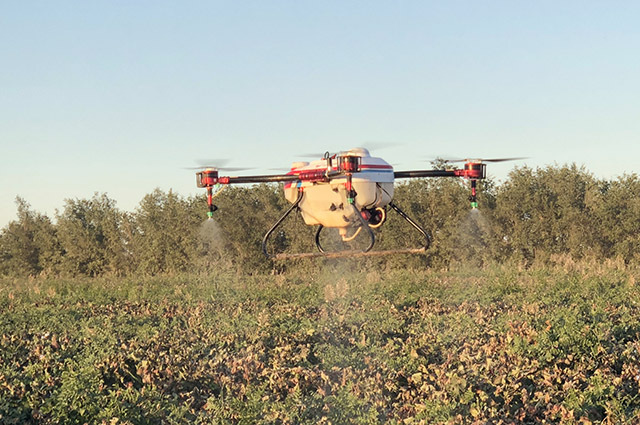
51;334;59;349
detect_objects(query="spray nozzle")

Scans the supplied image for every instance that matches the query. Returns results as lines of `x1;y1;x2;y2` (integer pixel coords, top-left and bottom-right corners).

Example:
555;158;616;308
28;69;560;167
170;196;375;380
206;186;219;218
469;180;478;209
207;203;218;219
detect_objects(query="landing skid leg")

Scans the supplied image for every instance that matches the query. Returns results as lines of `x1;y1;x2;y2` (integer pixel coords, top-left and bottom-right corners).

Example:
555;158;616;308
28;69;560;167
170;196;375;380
388;201;431;250
315;204;376;254
314;225;325;253
262;189;304;258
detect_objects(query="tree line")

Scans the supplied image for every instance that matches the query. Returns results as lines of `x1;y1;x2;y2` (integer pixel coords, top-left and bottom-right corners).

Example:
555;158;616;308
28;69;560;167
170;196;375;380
2;164;640;277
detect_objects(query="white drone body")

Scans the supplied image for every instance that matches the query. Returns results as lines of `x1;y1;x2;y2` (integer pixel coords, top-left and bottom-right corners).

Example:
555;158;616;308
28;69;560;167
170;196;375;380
283;148;394;236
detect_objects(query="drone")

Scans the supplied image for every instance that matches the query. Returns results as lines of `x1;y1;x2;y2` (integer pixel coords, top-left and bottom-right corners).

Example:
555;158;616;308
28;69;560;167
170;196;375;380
196;148;519;260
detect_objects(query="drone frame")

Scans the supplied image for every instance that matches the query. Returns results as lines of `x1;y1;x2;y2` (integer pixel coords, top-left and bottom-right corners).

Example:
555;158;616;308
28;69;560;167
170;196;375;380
196;153;487;260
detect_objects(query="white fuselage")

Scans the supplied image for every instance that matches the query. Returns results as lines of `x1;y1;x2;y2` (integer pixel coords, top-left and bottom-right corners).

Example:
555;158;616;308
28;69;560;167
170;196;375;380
283;148;395;228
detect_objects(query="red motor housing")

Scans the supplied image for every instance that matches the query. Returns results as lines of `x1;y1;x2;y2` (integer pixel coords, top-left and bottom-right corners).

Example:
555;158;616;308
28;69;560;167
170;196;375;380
337;155;361;173
196;170;219;188
464;162;486;179
454;162;486;180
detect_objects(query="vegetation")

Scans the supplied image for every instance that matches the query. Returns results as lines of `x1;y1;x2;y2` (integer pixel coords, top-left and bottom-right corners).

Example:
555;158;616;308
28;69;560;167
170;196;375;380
2;164;640;423
2;164;640;277
2;264;640;424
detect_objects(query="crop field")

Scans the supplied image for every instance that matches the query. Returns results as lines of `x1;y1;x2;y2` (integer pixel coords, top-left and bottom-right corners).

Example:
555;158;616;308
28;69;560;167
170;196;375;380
2;261;640;424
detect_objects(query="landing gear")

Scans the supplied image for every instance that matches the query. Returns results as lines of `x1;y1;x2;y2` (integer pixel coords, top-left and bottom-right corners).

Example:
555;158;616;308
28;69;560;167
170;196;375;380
312;201;430;258
261;189;431;260
388;201;430;250
315;203;375;254
261;188;304;258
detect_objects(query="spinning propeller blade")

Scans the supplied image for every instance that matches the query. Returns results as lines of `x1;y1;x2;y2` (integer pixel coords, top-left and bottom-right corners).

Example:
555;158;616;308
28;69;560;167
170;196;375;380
184;159;254;172
429;157;528;164
297;152;334;159
477;157;529;163
297;142;400;159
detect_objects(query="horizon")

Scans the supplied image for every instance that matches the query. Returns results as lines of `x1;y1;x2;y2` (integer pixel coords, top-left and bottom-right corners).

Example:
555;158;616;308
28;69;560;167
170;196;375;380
3;159;634;227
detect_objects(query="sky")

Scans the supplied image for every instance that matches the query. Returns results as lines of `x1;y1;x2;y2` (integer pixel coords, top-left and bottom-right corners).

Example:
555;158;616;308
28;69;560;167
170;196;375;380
1;1;639;227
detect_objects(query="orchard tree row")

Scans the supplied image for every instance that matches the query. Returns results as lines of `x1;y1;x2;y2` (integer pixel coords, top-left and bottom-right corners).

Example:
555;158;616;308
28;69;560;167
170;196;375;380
2;164;640;277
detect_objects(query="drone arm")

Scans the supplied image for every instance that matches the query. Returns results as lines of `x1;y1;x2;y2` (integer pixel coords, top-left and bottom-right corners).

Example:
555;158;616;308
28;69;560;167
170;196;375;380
201;170;345;186
395;163;485;180
220;174;301;184
394;170;458;179
394;163;486;209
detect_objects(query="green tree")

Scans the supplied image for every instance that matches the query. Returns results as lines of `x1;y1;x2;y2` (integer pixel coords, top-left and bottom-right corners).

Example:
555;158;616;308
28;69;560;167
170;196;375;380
589;174;640;262
492;164;599;264
211;184;295;273
371;176;491;269
56;193;128;276
132;189;202;275
0;197;61;277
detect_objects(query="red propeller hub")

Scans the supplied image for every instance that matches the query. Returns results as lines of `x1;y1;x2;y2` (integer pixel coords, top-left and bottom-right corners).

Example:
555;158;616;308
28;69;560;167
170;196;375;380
337;155;361;173
196;169;219;188
454;162;486;180
464;162;486;179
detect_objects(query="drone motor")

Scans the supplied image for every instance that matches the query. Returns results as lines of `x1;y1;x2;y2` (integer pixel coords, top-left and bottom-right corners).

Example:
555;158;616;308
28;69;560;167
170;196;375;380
196;169;219;188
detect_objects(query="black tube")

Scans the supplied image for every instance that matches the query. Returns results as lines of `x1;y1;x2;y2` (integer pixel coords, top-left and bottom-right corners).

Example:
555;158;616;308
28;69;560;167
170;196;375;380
394;170;457;179
227;174;301;184
226;170;344;185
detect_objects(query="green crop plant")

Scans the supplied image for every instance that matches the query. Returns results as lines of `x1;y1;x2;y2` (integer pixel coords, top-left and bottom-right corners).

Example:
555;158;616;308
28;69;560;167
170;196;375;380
2;262;640;423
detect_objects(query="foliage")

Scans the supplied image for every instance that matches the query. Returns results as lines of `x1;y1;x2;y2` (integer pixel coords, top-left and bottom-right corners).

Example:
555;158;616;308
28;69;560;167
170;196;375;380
211;184;307;273
3;164;640;277
55;193;130;276
2;264;640;423
491;165;600;264
3;164;640;423
132;189;202;275
589;174;640;262
0;198;61;277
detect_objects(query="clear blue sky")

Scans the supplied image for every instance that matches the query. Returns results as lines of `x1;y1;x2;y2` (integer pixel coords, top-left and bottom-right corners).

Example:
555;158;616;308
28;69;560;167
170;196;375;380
2;1;639;227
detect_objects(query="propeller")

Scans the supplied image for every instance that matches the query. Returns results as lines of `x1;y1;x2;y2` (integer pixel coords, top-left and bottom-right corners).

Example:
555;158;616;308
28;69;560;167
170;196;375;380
462;157;528;163
297;142;401;159
430;157;528;164
184;159;254;172
297;152;335;159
